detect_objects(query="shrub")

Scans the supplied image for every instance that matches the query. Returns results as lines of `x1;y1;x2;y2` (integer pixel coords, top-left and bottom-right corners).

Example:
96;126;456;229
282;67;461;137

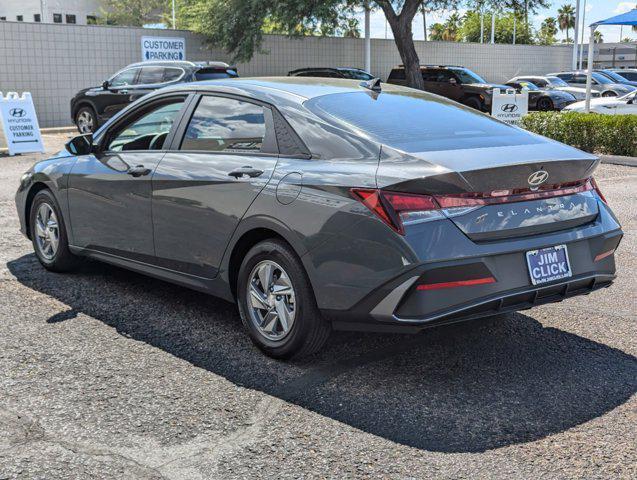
520;111;637;157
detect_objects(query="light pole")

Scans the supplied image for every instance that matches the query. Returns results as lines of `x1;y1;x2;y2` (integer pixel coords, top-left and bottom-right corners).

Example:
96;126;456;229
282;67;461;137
172;0;176;29
491;11;496;44
572;0;580;70
578;0;587;69
364;2;371;74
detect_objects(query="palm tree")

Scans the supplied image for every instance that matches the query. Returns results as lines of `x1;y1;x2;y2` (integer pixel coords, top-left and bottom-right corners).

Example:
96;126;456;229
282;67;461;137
593;30;603;44
429;23;446;41
444;12;462;41
538;17;558;45
557;4;575;43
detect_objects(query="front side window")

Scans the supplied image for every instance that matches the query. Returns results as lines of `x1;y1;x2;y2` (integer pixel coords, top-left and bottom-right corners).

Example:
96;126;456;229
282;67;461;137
138;66;165;85
110;68;139;87
450;68;487;84
106;100;184;152
388;69;406;81
181;96;267;152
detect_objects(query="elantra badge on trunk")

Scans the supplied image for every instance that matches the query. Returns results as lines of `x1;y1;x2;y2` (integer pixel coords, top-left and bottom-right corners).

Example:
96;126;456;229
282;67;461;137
526;244;572;285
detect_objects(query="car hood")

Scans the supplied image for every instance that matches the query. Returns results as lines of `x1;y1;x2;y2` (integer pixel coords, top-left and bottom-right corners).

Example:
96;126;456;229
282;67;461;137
565;98;623;110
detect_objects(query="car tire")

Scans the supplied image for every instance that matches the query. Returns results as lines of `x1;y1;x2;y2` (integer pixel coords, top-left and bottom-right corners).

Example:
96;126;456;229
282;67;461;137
75;106;97;134
237;239;330;359
602;91;617;98
29;189;79;272
463;96;483;111
537;97;554;111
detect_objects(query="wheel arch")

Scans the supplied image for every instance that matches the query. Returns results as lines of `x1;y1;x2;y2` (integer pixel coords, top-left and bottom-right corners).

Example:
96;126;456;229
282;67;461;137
71;100;97;120
24;182;52;239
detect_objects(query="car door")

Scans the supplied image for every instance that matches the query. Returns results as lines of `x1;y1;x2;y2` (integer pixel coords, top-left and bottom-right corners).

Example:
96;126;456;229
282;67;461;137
151;94;280;278
98;67;142;121
67;95;189;261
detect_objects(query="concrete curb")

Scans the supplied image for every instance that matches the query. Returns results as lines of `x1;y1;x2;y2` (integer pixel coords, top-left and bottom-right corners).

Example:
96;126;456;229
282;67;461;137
41;126;77;134
600;155;637;167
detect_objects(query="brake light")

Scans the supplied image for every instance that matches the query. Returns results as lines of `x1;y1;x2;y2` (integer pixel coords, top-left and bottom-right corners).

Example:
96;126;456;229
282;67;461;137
417;276;496;291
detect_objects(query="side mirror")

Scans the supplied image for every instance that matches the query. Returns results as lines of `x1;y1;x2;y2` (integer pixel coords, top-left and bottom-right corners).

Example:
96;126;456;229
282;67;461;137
65;134;94;155
102;80;110;90
628;99;634;105
449;77;457;85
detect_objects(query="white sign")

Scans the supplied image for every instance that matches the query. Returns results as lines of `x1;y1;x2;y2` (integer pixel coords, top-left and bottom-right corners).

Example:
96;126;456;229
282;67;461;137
141;36;186;61
491;88;529;125
0;92;44;155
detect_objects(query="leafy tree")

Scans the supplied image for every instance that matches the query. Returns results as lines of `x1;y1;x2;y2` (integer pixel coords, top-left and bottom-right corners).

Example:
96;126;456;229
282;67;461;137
537;16;557;45
429;22;447;40
621;37;633;43
342;17;361;37
557;4;575;44
101;0;166;26
459;10;534;44
593;30;603;44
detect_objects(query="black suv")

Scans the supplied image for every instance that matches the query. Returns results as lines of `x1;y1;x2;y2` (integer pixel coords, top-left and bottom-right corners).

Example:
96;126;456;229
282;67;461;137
71;61;238;133
386;65;509;111
288;67;374;80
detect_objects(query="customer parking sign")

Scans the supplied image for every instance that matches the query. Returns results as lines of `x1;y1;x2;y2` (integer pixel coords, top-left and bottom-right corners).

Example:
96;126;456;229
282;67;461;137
0;92;44;155
141;36;186;61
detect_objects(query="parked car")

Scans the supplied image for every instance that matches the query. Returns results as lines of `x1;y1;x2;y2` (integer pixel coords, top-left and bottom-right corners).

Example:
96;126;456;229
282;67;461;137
288;67;374;80
547;71;635;97
507;75;599;101
564;90;637;115
607;68;637;82
17;77;622;358
386;65;509;111
71;61;238;133
504;80;576;110
594;69;637;88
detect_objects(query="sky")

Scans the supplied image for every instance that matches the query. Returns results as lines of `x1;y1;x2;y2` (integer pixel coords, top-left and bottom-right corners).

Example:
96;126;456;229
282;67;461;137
357;1;637;44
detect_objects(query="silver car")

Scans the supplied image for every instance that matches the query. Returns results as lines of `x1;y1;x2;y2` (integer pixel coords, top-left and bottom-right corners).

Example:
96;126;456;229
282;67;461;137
547;71;636;97
508;75;600;101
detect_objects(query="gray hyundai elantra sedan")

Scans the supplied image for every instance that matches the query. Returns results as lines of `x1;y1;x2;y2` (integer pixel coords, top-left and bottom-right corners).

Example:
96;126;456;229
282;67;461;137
15;77;623;358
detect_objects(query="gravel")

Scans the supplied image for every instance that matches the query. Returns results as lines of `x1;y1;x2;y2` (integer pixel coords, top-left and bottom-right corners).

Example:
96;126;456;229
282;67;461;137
0;135;635;479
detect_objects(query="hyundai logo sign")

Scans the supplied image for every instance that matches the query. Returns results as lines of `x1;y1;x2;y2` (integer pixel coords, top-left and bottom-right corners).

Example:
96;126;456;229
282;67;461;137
9;108;26;118
528;170;549;188
500;103;518;113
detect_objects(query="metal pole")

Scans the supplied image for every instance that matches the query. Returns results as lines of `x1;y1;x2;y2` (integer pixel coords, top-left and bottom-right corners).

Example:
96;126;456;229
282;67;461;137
578;0;587;69
585;25;596;113
364;3;371;73
513;11;516;45
480;9;484;43
572;0;580;70
491;11;495;44
422;7;427;41
172;0;176;29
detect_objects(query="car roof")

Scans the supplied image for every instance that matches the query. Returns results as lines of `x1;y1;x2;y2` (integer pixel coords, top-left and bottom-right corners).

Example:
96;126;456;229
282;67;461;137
126;60;231;69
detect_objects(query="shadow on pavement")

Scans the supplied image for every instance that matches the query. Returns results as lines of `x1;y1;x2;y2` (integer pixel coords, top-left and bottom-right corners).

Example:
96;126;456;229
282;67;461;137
7;253;637;453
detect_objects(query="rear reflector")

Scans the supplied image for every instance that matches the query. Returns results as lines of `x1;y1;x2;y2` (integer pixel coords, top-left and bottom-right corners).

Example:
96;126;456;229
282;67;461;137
417;276;496;291
594;249;615;262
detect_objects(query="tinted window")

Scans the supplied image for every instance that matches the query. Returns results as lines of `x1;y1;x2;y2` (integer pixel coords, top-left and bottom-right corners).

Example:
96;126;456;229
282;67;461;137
339;69;374;80
110;68;138;87
450;68;486;84
306;91;540;153
163;67;183;82
572;74;587;85
531;78;548;87
107;100;184;152
591;72;612;84
138;66;165;85
557;73;573;82
181;96;267;152
425;70;454;83
388;69;406;81
546;76;568;87
618;71;637;81
194;68;238;80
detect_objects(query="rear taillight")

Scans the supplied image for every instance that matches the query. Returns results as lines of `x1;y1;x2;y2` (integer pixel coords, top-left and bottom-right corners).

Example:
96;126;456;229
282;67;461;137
352;177;601;235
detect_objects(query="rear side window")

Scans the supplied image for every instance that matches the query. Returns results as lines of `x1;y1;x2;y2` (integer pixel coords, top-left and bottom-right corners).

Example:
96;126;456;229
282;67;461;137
139;66;165;85
306;91;541;153
388;69;406;81
163;68;184;82
180;96;267;152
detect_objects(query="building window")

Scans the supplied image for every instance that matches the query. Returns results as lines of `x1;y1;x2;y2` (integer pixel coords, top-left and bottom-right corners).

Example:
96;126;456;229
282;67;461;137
53;13;62;23
0;17;6;21
16;15;23;21
66;14;76;24
87;15;97;25
34;14;41;22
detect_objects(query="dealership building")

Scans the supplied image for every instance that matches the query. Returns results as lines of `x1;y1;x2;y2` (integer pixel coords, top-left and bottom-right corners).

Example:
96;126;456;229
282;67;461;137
0;0;103;25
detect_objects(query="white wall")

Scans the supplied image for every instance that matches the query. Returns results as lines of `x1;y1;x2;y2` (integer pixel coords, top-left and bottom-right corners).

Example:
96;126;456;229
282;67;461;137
0;22;574;127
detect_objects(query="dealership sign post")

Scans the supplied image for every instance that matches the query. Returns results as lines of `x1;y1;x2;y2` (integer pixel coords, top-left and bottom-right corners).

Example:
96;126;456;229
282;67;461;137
491;88;529;126
141;36;186;61
0;92;44;156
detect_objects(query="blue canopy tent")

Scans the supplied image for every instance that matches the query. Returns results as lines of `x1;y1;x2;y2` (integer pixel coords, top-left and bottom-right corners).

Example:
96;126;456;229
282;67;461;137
585;8;637;112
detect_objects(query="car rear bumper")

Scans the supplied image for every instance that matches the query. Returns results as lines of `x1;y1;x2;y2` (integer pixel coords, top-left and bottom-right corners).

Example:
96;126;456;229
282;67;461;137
326;229;622;333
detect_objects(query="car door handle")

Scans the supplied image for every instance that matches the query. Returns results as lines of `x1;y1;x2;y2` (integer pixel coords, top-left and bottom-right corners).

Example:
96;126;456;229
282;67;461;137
228;166;264;178
127;165;151;177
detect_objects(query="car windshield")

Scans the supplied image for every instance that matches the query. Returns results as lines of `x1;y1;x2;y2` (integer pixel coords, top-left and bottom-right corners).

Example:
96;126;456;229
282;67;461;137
619;90;637;101
518;81;540;90
449;68;487;84
546;76;569;87
601;70;629;83
305;91;541;152
338;69;374;80
592;72;612;84
195;68;238;81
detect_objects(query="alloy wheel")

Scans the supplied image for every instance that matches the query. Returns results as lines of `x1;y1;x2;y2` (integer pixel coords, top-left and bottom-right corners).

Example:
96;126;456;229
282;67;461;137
77;110;94;133
34;203;59;260
247;260;296;341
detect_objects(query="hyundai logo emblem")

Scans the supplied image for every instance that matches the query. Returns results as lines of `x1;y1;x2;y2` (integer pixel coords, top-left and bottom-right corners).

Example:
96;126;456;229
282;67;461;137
528;170;549;188
9;108;26;118
501;103;518;113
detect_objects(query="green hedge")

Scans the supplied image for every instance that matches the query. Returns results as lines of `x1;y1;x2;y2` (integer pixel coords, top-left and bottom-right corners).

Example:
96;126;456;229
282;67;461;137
520;111;637;157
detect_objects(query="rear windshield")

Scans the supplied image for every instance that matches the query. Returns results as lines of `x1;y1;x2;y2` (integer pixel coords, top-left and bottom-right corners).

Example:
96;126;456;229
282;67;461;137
195;67;238;81
305;91;541;152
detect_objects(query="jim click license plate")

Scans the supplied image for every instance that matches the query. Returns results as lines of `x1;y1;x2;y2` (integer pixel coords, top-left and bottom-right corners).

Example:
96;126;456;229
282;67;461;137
526;244;572;286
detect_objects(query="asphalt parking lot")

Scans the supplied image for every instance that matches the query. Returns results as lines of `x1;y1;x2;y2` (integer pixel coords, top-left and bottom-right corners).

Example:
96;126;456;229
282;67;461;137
0;133;635;479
